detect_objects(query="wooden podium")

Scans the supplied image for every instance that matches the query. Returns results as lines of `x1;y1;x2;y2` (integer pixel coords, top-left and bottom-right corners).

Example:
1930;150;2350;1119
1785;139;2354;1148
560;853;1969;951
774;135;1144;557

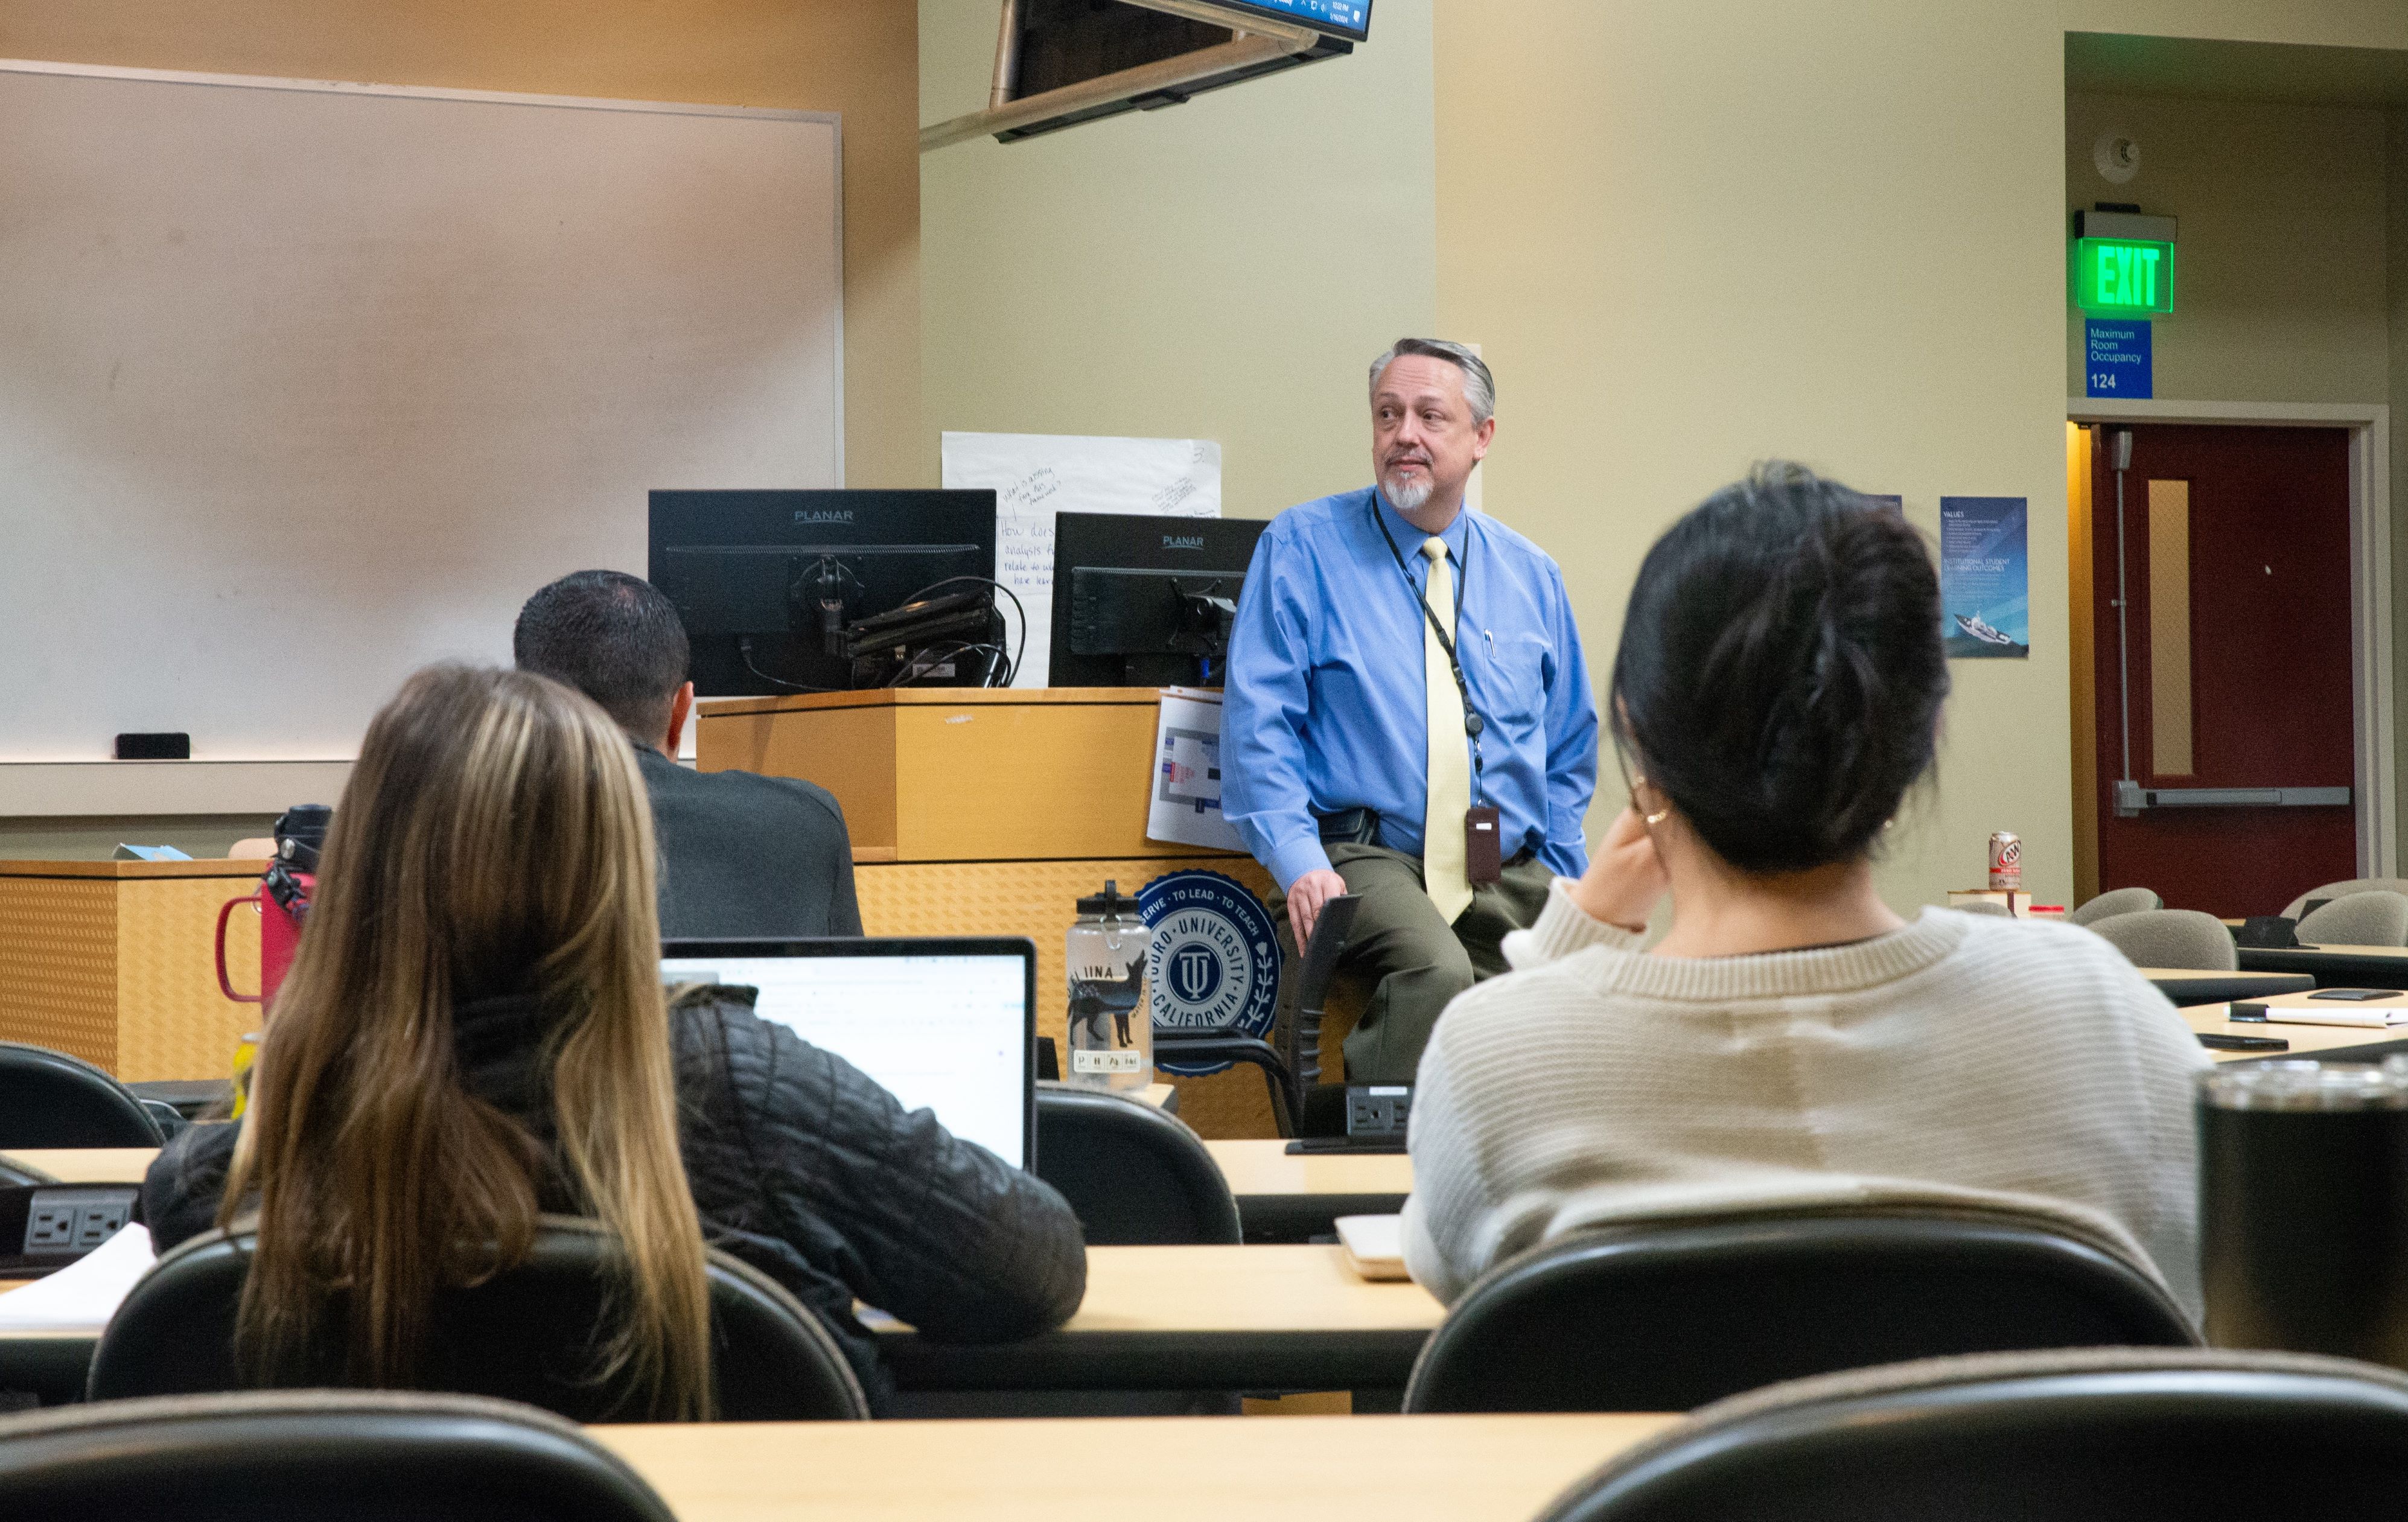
696;689;1284;1136
0;858;263;1083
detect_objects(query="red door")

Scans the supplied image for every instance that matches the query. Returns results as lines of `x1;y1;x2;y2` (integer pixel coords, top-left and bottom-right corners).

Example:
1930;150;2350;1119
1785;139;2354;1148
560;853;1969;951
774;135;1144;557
2089;424;2356;917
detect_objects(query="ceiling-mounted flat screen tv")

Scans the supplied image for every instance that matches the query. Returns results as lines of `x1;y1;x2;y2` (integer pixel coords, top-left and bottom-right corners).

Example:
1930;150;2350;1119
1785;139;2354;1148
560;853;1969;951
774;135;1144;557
995;0;1369;144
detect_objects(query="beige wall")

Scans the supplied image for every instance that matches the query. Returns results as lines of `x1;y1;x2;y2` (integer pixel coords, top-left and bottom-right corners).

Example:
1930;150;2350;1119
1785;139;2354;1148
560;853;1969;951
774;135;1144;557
0;0;924;488
917;0;1436;517
1434;1;2073;906
2064;93;2391;403
0;817;275;863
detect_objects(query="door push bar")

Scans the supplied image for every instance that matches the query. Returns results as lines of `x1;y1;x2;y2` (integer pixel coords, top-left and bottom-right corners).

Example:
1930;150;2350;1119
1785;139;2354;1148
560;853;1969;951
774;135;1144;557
2113;782;2352;817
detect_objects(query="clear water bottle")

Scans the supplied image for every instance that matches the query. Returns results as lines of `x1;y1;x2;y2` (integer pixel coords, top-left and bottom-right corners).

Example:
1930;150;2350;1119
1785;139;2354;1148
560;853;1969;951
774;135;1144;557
1066;881;1151;1091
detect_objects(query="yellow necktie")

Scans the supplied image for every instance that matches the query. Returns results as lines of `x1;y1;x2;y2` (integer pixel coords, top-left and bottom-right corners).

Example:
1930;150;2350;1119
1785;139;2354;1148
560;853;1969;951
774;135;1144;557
1421;537;1474;923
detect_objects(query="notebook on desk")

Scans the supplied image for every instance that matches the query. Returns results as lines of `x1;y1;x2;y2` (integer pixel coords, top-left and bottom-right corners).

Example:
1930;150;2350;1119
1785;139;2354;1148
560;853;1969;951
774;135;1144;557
661;937;1037;1170
2252;1008;2408;1029
2235;1002;2408;1030
1334;1214;1409;1281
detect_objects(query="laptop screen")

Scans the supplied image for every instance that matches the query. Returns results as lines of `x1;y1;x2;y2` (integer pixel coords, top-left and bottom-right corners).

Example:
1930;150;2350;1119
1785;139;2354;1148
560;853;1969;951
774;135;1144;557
660;937;1036;1169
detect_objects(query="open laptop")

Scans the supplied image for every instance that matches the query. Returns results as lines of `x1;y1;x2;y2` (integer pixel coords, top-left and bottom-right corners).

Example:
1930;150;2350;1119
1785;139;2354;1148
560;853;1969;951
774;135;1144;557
660;937;1037;1170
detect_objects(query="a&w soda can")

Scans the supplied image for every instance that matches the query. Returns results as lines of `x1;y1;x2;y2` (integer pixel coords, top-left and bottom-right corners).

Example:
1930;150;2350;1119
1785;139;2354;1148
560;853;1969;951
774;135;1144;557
1989;832;2022;891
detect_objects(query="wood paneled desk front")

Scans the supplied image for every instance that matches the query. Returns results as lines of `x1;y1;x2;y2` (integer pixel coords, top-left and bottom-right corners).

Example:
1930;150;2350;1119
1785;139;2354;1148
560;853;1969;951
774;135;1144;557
696;688;1286;1138
591;1412;1680;1522
0;858;263;1081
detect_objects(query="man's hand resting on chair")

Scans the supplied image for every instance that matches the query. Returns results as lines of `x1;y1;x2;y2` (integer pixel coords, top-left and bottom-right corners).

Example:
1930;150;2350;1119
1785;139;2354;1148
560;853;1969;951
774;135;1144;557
1287;868;1349;949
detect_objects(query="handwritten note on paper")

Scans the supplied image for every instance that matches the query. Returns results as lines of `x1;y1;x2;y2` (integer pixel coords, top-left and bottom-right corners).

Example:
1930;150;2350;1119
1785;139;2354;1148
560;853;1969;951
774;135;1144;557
940;433;1222;688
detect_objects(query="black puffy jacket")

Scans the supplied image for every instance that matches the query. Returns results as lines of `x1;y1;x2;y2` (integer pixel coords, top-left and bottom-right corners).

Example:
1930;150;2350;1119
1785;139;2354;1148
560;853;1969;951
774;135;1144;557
141;985;1088;1409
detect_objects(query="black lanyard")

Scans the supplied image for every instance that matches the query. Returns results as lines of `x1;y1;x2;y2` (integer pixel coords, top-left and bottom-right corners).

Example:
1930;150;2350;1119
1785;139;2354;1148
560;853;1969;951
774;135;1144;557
1371;499;1486;805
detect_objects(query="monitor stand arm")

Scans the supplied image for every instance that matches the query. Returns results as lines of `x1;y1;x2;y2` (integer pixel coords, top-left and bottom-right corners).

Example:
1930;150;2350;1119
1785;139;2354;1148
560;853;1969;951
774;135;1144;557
788;555;853;657
1170;582;1240;665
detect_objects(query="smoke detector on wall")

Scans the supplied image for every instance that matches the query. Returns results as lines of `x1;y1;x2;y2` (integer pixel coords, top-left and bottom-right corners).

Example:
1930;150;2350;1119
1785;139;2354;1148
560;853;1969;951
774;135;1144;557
2094;132;2141;185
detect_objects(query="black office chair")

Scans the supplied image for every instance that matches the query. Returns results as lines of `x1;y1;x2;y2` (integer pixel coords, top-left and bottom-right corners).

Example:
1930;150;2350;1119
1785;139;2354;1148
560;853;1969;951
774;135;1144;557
1540;1346;2408;1522
1403;1204;2199;1413
88;1216;870;1421
0;1042;167;1148
1150;893;1362;1138
1034;1083;1241;1244
0;1389;674;1522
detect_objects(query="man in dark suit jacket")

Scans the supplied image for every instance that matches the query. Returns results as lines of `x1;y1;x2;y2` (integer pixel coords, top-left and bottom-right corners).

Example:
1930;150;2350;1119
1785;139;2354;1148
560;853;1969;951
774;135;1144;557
515;570;862;938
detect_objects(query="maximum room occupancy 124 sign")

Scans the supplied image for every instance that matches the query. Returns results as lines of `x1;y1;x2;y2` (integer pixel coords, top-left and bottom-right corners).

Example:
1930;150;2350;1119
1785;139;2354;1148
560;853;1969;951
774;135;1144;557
2085;318;2152;399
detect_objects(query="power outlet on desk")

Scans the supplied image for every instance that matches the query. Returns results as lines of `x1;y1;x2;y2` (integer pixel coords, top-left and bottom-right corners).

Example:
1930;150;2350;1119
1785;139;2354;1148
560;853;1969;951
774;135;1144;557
22;1189;132;1256
1346;1084;1411;1142
25;1202;77;1251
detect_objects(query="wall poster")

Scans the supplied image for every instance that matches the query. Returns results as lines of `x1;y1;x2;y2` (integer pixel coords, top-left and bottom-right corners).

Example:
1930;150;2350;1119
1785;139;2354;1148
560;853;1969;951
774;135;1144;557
1939;495;2029;659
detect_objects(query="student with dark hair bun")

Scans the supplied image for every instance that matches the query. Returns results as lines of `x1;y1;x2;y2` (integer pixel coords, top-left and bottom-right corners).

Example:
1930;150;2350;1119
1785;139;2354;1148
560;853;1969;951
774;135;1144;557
1402;463;2209;1316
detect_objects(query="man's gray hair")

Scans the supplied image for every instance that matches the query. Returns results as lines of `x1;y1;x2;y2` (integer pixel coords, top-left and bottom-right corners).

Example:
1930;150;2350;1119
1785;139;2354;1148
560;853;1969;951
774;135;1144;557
1368;338;1495;425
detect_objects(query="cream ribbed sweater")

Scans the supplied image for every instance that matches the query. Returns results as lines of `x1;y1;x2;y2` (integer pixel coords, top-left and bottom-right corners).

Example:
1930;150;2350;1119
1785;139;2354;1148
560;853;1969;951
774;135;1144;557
1401;886;2212;1318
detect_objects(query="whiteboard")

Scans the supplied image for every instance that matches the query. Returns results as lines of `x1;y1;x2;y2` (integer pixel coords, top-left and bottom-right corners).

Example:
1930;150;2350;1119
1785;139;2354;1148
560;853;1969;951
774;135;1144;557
938;432;1222;688
0;62;841;760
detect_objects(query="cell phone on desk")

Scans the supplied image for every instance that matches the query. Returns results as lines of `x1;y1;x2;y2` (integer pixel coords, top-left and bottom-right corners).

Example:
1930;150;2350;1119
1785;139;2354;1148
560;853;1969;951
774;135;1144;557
2309;989;2399;1001
2198;1033;2289;1051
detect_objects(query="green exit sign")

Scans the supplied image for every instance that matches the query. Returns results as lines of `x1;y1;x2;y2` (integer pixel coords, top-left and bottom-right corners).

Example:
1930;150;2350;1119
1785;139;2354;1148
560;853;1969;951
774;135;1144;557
2074;238;2174;314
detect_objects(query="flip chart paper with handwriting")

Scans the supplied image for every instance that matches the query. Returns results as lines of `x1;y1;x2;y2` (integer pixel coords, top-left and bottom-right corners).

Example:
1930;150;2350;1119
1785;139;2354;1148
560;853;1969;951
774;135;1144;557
940;432;1221;688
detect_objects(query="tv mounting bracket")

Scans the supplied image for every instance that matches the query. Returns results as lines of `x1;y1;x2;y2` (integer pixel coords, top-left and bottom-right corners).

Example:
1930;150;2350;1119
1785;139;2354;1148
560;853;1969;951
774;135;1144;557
919;0;1327;152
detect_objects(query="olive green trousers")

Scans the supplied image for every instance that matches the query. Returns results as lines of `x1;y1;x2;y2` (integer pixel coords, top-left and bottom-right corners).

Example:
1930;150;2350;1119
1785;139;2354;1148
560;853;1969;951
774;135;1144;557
1264;844;1556;1087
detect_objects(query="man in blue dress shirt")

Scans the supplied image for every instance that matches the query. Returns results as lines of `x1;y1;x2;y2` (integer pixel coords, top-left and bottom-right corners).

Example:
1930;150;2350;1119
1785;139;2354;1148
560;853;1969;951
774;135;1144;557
1222;339;1598;1086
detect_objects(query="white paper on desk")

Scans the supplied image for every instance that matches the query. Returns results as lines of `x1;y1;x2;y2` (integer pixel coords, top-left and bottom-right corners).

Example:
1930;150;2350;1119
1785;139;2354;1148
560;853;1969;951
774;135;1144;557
1334;1214;1409;1281
940;432;1222;689
1147;688;1244;852
0;1223;154;1332
2247;1005;2408;1029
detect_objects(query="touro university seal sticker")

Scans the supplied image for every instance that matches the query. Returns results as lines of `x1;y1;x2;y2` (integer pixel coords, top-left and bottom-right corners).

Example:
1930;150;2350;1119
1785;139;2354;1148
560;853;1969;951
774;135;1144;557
1138;870;1281;1077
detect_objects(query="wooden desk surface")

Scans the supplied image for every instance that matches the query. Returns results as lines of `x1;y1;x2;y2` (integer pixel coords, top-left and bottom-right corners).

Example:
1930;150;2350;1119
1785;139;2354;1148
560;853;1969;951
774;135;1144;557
873;1244;1438;1392
0;1242;1435;1342
591;1413;1677;1522
1203;1139;1413;1199
2135;967;2317;984
1036;1244;1436;1336
1;1148;158;1184
2183;992;2408;1061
